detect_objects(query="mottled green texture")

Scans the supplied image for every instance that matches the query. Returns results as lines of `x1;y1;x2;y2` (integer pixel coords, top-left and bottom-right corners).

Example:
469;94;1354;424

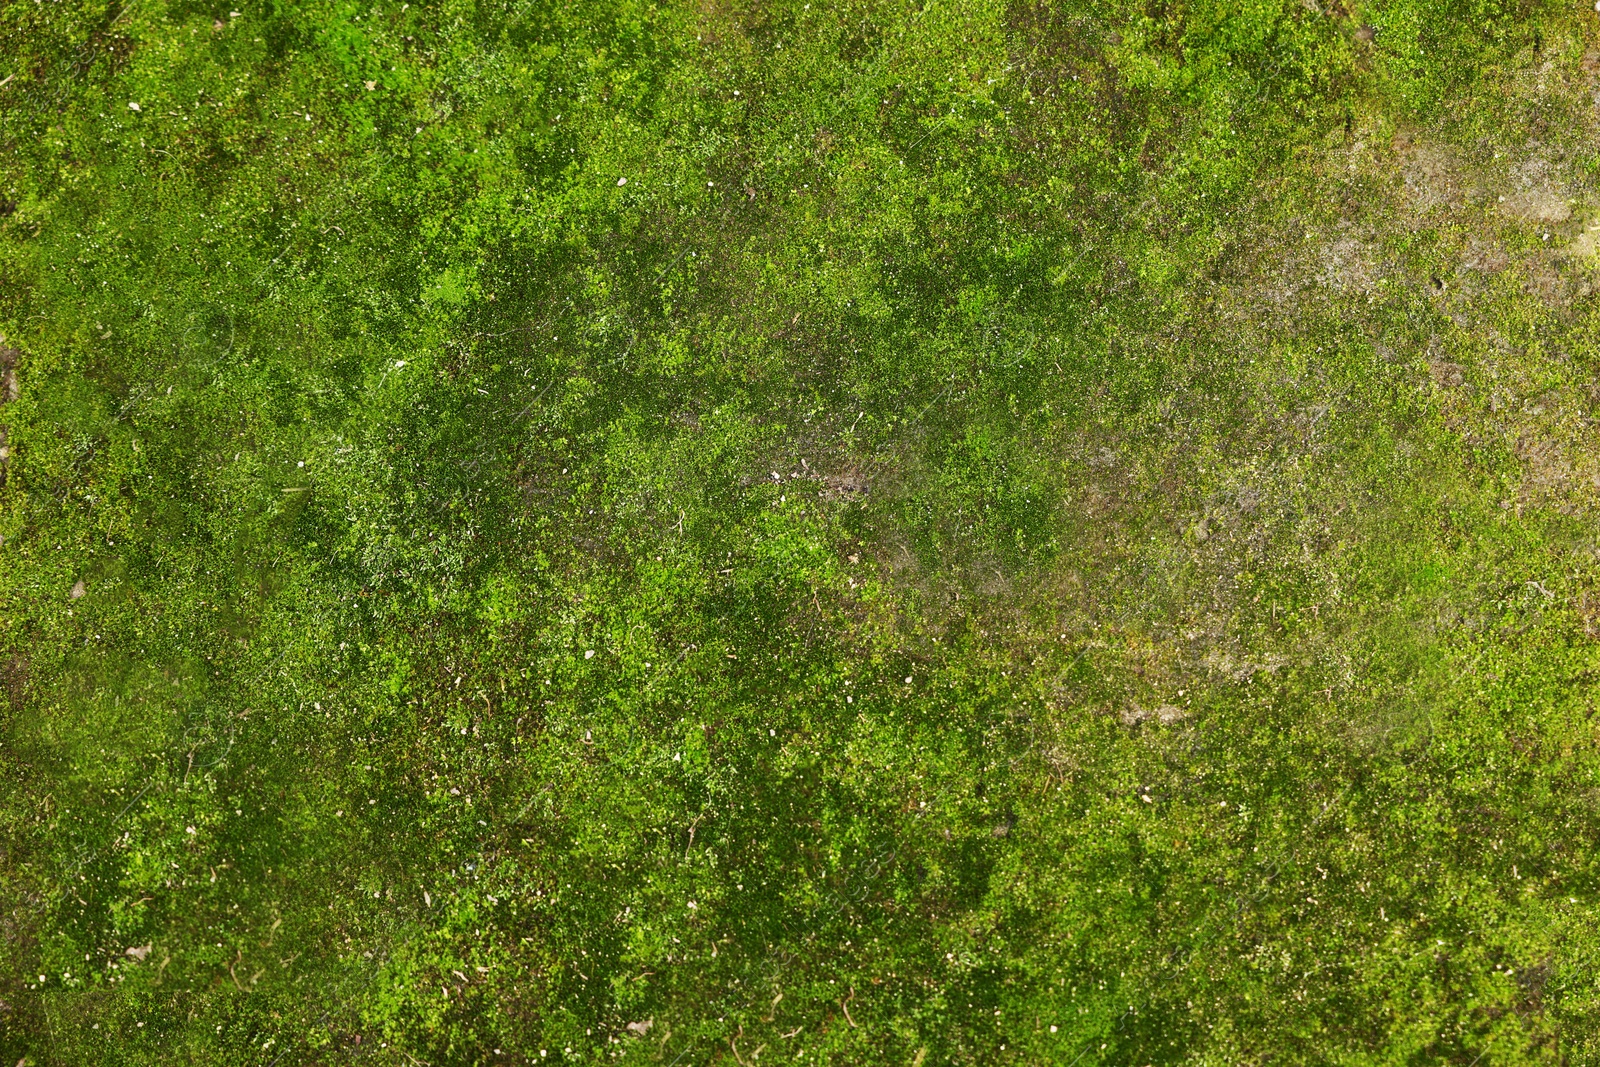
3;0;1600;1064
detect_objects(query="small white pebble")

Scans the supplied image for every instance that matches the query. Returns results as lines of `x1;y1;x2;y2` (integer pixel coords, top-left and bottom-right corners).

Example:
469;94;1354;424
617;177;627;186
584;649;595;659
128;102;141;111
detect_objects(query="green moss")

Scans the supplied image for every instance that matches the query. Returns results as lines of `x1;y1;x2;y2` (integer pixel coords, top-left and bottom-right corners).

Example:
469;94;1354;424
3;0;1600;1064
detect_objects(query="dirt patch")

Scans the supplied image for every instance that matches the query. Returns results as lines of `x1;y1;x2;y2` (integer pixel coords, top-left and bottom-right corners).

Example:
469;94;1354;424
818;469;870;502
1399;141;1463;214
1119;702;1186;727
1500;160;1573;224
1461;237;1510;273
1428;359;1466;389
1317;235;1377;293
0;338;16;487
1561;218;1600;261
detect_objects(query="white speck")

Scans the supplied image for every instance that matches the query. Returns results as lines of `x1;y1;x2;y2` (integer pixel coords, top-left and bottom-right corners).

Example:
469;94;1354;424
769;728;775;736
305;113;312;121
394;360;406;368
297;460;304;467
673;752;681;762
584;649;595;659
905;676;912;684
186;825;197;834
229;10;240;15
617;177;627;186
687;900;697;909
128;102;141;111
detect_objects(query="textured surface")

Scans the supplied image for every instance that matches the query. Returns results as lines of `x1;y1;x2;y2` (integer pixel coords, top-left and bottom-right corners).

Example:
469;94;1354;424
3;0;1600;1063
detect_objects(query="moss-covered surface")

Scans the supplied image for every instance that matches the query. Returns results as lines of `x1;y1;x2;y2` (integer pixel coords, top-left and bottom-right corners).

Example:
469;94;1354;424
4;0;1600;1063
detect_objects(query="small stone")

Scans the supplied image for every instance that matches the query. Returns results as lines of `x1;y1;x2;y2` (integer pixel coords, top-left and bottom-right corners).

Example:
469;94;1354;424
70;580;85;599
